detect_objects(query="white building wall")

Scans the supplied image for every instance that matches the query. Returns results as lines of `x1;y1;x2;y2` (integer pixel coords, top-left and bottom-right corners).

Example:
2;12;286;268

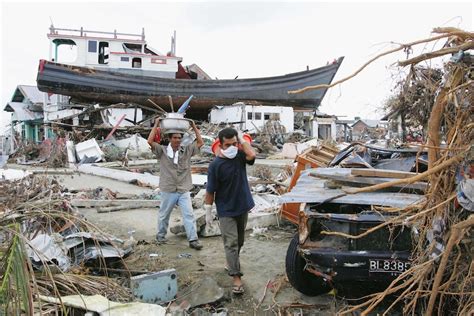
209;106;243;125
210;105;294;133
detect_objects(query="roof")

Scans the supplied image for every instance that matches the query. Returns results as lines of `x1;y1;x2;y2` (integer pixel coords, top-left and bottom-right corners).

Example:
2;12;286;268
381;109;399;121
336;119;355;125
11;85;44;104
351;119;381;128
4;102;43;122
314;110;336;118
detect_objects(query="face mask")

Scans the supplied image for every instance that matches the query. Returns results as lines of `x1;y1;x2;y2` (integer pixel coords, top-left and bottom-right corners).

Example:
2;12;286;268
221;145;238;159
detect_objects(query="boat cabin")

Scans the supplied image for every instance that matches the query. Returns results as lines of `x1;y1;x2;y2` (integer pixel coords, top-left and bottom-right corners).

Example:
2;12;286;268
47;25;182;78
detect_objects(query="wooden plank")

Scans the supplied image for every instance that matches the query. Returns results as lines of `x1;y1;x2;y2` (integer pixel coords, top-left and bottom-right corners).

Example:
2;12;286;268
320;145;339;155
310;173;427;191
314;149;335;160
351;168;420;179
307;153;331;163
71;199;160;208
96;205;144;213
281;172;425;208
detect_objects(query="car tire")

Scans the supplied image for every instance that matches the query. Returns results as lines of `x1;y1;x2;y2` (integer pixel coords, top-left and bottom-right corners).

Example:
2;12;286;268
285;234;332;296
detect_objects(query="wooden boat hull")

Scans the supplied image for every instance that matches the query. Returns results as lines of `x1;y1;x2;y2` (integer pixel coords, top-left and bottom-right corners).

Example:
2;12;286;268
37;57;343;117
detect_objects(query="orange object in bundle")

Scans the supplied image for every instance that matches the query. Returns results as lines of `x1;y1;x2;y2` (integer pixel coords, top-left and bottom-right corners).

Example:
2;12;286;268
154;127;162;143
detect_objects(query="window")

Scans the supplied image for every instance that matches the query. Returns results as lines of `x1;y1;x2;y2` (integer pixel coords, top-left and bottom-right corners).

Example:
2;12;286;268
264;113;271;120
123;43;142;53
132;57;142;68
255;112;262;120
247;112;253;120
53;39;77;63
121;57;130;62
88;41;97;53
98;42;109;64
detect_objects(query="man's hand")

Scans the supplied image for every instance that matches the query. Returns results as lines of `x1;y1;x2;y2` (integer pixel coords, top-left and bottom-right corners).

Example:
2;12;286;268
237;130;246;143
204;204;214;226
154;117;160;127
191;120;204;148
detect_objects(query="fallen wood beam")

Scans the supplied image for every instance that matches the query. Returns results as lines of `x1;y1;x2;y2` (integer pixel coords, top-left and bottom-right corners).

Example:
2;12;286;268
96;205;144;213
76;164;206;187
31;169;75;175
310;173;427;191
350;168;420;180
344;154;464;194
71;199;160;208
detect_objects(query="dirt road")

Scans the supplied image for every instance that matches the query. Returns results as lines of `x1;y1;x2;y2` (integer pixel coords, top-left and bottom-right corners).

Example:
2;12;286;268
56;172;337;314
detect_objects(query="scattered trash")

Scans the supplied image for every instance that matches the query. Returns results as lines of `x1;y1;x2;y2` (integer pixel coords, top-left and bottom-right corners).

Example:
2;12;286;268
40;294;166;315
177;253;192;259
130;269;178;304
172;277;224;311
249;226;268;237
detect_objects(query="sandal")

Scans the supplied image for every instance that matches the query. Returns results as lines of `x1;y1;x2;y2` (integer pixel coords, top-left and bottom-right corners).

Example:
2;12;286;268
232;284;244;294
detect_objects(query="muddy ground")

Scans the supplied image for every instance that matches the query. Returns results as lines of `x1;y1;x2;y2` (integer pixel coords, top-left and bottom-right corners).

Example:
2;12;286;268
47;167;342;315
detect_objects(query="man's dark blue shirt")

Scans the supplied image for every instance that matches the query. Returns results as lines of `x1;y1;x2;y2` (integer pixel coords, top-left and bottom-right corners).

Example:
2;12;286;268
206;150;255;217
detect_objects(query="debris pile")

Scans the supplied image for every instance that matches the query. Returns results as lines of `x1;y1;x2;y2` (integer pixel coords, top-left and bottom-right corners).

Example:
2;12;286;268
9;138;68;167
0;25;472;315
0;175;135;314
287;27;473;315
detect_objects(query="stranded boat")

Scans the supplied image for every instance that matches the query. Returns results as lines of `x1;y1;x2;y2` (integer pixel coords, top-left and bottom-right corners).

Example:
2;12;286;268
37;25;343;117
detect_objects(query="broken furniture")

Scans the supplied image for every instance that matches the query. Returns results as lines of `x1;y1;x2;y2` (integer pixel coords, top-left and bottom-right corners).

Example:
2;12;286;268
281;144;339;224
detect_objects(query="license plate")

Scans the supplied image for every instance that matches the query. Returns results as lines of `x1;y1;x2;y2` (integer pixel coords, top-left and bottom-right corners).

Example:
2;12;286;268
369;259;410;273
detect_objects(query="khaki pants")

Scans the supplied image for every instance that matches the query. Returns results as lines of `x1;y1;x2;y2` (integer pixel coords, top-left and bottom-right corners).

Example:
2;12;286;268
219;212;248;277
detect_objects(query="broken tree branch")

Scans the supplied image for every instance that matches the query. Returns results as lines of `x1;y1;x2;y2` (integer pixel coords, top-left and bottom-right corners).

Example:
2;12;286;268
426;215;474;316
427;67;464;168
398;41;474;67
288;30;469;94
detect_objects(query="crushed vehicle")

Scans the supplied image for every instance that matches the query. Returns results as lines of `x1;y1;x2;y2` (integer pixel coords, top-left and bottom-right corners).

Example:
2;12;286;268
281;145;426;297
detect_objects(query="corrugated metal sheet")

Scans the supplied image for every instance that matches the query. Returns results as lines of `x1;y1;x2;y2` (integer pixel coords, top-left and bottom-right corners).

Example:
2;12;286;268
279;169;425;208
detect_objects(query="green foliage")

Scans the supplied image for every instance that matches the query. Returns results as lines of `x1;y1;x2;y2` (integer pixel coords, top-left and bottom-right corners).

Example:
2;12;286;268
0;224;33;315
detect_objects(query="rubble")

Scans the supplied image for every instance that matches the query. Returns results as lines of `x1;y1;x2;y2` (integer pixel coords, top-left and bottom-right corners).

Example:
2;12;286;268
130;269;178;304
172;277;225;311
0;24;472;316
285;26;474;315
40;294;166;315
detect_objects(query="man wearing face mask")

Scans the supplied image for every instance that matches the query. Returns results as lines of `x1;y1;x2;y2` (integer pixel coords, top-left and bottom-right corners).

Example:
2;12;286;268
147;118;204;250
204;127;256;294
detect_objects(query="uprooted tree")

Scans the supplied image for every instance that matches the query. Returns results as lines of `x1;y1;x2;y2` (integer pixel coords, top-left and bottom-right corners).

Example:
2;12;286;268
290;27;473;315
384;66;443;141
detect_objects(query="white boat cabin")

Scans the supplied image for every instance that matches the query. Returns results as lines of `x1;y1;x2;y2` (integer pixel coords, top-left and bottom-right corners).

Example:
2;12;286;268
210;103;294;134
47;25;182;78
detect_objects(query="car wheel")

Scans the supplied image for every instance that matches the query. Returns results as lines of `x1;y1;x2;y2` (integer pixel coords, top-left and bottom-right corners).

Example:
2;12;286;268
285;234;332;296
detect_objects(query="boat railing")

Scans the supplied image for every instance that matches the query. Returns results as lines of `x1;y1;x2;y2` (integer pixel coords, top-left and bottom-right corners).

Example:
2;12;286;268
49;25;145;41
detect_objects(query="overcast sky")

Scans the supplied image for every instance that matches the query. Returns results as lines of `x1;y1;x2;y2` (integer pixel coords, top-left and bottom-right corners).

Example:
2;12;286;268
0;1;472;134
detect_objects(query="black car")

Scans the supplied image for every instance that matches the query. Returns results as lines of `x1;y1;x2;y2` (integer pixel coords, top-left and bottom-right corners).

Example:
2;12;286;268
285;202;413;297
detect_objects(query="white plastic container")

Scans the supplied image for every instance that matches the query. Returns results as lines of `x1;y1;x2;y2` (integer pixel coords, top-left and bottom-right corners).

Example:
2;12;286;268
160;113;190;133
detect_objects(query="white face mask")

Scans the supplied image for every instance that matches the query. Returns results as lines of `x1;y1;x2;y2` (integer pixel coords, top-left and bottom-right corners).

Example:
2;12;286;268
221;145;238;159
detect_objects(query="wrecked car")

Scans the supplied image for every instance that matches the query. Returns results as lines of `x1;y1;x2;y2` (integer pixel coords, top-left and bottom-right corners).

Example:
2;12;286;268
281;169;425;297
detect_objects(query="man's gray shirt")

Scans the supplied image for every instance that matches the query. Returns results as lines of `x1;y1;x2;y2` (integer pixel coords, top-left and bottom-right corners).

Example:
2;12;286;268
153;143;199;193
